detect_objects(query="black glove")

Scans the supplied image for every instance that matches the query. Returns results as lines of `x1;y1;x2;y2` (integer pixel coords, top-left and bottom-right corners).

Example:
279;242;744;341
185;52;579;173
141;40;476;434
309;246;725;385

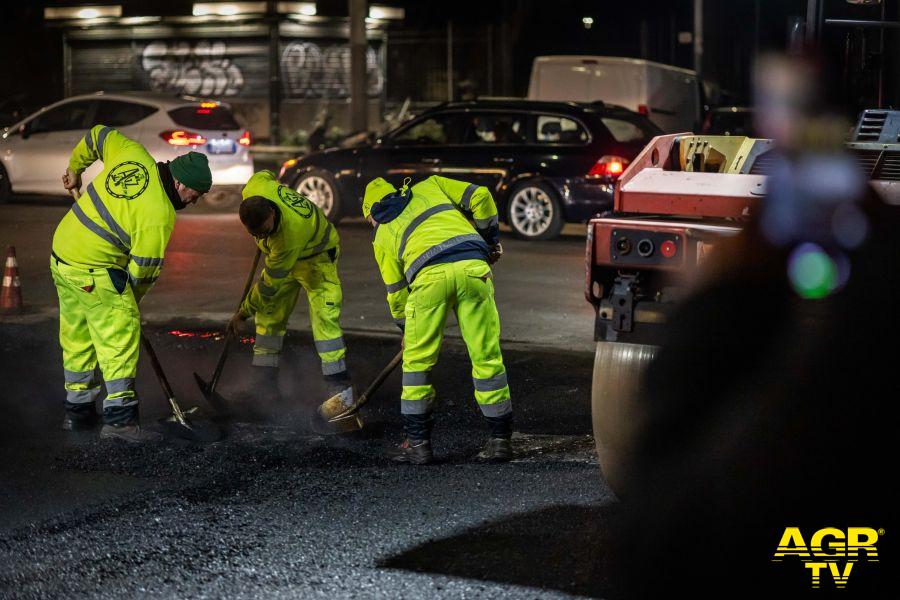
227;311;249;337
488;243;504;265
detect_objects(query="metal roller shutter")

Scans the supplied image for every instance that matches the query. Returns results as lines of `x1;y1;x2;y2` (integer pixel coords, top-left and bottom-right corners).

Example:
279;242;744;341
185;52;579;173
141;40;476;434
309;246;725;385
70;42;136;94
69;38;270;98
280;39;383;99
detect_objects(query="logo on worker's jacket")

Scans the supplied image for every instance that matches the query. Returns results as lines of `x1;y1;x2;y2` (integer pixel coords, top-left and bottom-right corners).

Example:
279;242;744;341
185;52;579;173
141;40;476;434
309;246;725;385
772;527;882;589
106;162;150;200
277;185;313;218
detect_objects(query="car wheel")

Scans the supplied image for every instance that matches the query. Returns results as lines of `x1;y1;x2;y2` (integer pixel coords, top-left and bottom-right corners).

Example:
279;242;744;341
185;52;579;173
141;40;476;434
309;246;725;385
296;169;342;223
202;187;241;211
506;181;564;241
0;163;11;204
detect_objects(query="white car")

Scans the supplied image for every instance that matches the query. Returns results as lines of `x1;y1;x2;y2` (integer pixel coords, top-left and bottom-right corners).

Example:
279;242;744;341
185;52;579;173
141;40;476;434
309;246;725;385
0;91;253;203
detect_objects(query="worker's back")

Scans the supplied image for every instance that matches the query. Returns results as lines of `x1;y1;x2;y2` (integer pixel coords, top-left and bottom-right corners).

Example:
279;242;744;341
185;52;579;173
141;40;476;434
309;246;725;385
52;125;173;271
375;176;485;282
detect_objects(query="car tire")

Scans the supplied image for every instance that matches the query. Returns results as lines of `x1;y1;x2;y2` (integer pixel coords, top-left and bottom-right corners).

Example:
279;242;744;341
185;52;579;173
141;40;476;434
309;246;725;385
0;163;11;204
202;187;241;211
295;169;342;223
506;180;564;241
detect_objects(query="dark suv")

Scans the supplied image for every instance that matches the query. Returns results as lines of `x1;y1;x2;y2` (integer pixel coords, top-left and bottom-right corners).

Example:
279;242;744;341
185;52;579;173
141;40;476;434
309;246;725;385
279;99;662;240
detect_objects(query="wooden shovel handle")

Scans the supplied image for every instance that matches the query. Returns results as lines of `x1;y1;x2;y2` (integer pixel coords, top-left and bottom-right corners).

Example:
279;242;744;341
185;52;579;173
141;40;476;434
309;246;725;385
209;247;262;391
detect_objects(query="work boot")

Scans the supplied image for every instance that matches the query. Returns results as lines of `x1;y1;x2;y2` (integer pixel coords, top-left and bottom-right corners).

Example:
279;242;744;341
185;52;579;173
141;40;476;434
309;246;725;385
62;405;99;431
389;438;433;465
100;424;163;443
478;437;513;463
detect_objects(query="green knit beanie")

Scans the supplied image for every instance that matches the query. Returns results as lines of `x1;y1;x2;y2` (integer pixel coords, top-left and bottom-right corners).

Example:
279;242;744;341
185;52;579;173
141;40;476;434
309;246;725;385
170;152;212;193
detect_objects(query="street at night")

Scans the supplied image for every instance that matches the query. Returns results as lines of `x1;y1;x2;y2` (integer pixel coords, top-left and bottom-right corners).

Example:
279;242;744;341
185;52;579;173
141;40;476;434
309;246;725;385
2;1;899;598
0;205;594;352
0;320;606;599
0;205;612;597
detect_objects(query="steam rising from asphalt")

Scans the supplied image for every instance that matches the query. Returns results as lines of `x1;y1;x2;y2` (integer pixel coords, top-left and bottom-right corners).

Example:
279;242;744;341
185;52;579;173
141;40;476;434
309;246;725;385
215;338;330;430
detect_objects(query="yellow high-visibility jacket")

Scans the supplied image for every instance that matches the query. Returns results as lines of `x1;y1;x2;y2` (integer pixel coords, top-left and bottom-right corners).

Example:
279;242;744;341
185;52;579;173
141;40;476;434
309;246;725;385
52;125;175;303
240;170;340;315
372;175;500;327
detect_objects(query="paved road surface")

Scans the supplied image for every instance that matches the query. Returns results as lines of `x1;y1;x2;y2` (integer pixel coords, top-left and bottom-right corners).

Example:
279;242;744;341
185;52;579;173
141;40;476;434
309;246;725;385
0;200;596;353
0;320;614;599
0;198;611;598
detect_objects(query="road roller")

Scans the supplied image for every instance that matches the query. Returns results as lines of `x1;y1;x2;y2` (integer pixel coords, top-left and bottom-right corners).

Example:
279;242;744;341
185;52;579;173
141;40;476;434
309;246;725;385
585;110;900;490
584;132;774;490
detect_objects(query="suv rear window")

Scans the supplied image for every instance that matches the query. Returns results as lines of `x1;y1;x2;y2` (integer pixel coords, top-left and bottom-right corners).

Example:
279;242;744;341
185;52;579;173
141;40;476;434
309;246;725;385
168;105;240;130
95;100;158;127
600;115;659;144
461;113;526;145
536;115;589;144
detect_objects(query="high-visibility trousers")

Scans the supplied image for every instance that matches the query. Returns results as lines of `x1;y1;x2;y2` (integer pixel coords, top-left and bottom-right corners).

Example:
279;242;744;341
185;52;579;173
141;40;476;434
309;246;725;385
50;257;140;424
401;258;512;418
253;250;347;375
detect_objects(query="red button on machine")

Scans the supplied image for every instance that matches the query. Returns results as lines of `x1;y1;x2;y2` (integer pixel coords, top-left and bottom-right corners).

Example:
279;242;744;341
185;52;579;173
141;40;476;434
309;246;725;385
660;240;677;258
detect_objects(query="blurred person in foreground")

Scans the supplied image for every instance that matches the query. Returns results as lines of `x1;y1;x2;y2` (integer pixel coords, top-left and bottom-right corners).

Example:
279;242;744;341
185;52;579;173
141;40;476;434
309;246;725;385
612;54;896;598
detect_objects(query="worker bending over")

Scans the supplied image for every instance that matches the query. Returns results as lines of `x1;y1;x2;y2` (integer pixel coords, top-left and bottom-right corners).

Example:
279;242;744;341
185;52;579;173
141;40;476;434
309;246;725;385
53;124;211;442
229;171;353;409
363;175;513;465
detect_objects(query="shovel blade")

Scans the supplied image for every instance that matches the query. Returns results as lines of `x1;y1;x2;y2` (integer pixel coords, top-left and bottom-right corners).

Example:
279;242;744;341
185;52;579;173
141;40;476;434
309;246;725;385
317;391;349;421
193;372;230;417
158;413;226;442
309;411;364;436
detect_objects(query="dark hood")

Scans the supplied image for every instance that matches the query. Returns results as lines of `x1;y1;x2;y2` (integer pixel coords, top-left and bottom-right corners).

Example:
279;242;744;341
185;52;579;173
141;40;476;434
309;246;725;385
371;188;413;224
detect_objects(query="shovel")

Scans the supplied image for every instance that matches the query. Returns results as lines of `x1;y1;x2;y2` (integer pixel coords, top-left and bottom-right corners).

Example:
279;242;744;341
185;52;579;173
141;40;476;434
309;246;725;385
193;247;262;415
314;349;403;434
141;332;224;442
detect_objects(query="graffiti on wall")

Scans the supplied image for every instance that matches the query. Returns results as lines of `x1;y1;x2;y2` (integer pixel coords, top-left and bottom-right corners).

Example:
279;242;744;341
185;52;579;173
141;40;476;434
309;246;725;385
281;42;384;99
141;41;245;96
136;39;384;99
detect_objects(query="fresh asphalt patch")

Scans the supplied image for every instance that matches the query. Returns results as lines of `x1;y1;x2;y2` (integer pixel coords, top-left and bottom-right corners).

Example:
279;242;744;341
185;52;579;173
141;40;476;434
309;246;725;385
0;320;615;598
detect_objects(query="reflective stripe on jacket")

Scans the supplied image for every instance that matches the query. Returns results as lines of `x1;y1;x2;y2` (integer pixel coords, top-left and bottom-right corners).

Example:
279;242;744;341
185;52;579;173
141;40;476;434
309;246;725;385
373;175;500;323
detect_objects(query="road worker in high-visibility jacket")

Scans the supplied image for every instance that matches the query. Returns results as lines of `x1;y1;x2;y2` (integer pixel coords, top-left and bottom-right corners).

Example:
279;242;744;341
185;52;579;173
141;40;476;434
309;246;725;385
227;171;353;407
362;175;512;465
52;124;211;443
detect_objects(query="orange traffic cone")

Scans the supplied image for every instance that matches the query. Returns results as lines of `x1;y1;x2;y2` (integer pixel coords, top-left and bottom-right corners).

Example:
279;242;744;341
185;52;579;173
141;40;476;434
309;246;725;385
0;246;23;314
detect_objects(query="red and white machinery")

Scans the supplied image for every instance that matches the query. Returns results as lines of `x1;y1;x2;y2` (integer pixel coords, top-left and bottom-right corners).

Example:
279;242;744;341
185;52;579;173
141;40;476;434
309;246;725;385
585;109;900;484
584;132;775;483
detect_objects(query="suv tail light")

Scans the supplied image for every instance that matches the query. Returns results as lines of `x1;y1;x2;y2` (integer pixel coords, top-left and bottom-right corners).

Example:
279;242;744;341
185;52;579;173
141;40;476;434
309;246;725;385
238;130;252;146
637;104;650;116
160;130;207;146
588;155;630;180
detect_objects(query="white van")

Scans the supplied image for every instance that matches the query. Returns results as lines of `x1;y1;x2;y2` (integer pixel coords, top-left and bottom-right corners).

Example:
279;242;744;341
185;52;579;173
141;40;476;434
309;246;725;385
528;56;701;133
